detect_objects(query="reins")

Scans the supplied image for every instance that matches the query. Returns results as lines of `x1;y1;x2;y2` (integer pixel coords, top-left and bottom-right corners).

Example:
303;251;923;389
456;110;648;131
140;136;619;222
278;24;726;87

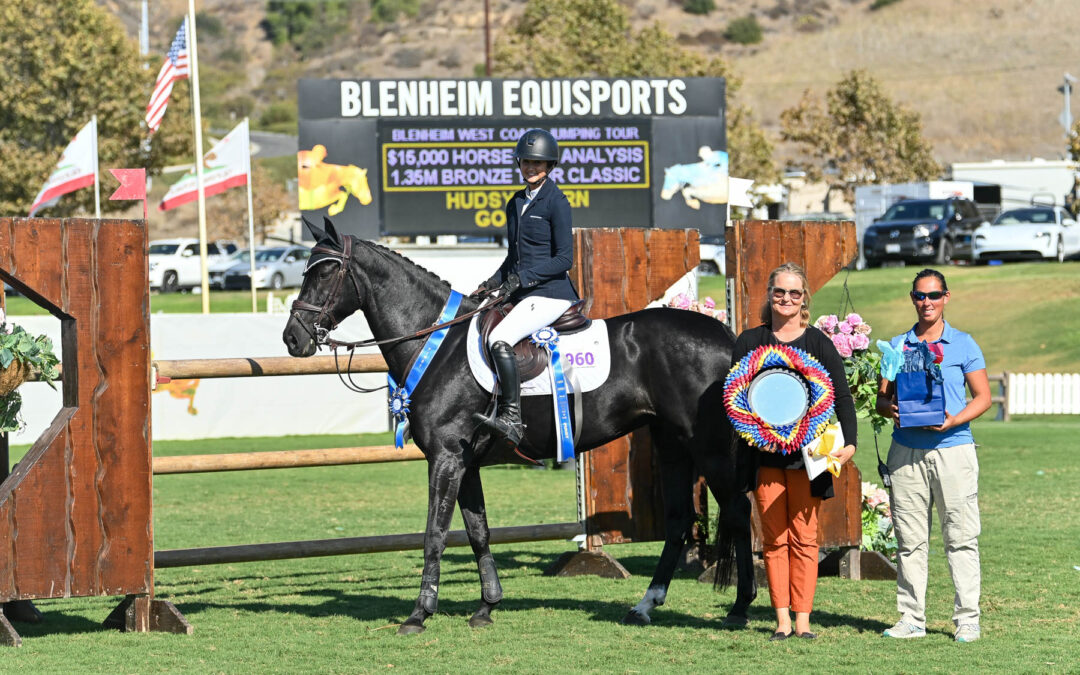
289;236;508;393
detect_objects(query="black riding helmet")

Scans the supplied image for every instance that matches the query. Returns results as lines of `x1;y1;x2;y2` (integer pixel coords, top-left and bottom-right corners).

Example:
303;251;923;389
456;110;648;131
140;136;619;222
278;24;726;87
514;128;560;167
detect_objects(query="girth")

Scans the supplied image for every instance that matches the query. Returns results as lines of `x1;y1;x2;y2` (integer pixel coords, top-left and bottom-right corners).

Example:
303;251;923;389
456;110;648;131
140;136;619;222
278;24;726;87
478;299;590;381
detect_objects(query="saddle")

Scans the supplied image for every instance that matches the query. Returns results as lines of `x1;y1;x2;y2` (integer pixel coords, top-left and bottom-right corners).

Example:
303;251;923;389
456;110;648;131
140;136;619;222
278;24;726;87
479;299;591;381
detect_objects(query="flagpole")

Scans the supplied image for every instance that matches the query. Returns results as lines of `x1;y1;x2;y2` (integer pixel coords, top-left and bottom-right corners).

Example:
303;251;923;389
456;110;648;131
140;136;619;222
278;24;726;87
186;3;211;314
92;115;101;219
243;118;257;313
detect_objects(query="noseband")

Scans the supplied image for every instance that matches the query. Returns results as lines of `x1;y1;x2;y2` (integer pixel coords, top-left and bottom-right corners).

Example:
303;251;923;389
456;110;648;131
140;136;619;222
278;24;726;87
290;236;358;346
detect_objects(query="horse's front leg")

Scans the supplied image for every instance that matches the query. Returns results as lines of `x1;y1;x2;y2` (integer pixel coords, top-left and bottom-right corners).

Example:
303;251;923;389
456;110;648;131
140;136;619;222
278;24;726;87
398;453;465;635
681;186;702;210
624;452;694;625
457;465;502;628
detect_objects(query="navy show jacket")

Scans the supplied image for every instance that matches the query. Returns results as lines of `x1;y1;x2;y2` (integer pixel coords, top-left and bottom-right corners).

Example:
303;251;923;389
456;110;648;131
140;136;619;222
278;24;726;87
489;178;579;302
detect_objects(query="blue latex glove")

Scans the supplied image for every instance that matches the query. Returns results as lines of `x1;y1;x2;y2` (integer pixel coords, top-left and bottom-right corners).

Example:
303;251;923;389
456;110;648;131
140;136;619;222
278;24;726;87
877;340;903;382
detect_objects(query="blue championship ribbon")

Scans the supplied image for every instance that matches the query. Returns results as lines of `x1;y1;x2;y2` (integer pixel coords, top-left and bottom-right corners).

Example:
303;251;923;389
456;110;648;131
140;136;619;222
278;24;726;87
388;290;463;448
530;327;575;462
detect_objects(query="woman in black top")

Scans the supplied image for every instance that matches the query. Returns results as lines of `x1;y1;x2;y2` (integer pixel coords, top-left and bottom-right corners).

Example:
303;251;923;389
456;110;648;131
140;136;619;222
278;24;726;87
730;262;857;641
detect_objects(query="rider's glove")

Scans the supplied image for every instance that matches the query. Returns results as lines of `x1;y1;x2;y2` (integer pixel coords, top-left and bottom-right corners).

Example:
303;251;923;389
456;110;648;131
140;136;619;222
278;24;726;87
498;273;521;296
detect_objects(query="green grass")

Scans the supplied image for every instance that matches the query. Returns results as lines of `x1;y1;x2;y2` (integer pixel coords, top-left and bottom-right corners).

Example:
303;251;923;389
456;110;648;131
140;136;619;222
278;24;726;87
5;418;1079;671
698;262;1080;372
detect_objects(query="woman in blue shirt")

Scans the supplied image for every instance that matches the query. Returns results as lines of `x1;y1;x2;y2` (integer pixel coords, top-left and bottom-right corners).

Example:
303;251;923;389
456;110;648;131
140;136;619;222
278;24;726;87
875;268;992;643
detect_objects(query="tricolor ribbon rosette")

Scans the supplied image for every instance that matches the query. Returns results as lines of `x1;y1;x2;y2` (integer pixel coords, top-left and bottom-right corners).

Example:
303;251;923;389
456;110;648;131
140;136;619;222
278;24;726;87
723;344;836;454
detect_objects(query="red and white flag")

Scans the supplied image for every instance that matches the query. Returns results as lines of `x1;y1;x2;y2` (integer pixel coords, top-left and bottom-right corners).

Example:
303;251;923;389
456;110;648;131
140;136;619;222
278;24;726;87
28;118;99;217
145;17;189;133
160;119;250;211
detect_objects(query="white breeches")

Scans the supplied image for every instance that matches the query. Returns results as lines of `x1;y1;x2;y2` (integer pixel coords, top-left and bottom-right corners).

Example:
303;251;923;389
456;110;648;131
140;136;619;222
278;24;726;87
488;296;573;347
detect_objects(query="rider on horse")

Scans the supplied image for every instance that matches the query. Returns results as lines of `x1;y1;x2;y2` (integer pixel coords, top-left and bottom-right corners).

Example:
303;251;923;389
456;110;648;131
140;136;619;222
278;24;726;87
471;128;580;448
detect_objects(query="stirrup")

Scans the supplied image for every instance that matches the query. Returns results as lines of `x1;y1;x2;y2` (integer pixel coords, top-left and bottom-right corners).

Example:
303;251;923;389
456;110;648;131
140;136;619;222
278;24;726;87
473;413;524;447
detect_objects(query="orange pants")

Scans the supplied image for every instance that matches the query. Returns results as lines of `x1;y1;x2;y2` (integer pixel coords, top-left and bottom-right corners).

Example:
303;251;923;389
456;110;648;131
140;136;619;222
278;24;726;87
754;466;821;613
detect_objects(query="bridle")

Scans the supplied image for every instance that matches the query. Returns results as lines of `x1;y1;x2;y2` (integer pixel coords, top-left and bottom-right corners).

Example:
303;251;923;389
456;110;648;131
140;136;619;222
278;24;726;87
289;236;359;347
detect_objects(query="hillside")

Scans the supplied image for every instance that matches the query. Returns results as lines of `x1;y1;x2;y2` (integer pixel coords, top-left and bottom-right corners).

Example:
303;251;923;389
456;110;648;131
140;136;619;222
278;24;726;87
101;0;1079;165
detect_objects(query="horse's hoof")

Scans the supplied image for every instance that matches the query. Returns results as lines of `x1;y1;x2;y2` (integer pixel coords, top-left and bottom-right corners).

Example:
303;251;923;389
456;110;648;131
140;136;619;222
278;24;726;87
721;613;749;629
620;610;650;626
397;622;426;635
468;614;494;629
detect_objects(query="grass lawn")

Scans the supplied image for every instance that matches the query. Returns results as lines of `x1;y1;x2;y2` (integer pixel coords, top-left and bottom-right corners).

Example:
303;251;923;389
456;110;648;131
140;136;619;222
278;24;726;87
5;417;1079;672
698;261;1080;373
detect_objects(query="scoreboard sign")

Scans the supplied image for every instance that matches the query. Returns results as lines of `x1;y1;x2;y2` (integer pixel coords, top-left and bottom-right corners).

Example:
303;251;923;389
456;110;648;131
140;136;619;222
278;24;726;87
298;78;726;239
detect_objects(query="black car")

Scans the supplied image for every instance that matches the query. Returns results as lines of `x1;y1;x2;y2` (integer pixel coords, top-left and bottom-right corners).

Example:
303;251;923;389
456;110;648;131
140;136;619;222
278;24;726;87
863;198;985;267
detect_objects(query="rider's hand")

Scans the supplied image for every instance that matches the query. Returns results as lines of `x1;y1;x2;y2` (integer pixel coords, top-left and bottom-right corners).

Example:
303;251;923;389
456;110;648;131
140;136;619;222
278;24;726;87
469;277;499;300
498;273;521;296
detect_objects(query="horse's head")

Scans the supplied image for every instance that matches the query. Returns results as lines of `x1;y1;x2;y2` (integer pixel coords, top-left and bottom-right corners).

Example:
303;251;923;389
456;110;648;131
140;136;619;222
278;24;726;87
282;217;362;357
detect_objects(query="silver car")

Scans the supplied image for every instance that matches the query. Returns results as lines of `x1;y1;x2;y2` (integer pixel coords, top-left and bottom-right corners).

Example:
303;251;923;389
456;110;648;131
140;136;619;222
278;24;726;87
222;245;310;290
208;247;272;290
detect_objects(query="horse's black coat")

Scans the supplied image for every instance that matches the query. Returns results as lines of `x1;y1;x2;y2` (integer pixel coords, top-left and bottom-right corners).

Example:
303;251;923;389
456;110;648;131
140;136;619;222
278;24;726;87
282;219;756;634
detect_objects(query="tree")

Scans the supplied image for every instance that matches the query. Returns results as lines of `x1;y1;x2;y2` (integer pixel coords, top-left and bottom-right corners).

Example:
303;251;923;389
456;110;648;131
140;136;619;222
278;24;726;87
780;70;940;205
492;0;777;186
0;0;181;217
214;165;293;244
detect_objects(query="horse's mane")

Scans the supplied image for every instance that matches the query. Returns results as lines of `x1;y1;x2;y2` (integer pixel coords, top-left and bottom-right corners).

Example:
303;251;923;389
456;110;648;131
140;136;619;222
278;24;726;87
355;238;452;291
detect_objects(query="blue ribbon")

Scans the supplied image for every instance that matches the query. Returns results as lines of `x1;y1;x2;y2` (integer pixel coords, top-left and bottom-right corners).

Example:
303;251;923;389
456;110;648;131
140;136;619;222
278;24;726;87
388;290;463;448
530;327;575;462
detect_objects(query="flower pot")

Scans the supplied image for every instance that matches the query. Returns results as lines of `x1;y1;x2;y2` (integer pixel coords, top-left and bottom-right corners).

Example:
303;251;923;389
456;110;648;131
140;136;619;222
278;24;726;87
0;360;29;397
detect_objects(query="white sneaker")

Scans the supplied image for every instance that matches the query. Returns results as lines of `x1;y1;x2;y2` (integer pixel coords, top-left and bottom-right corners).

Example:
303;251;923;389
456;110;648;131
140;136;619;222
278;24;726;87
955;623;981;643
883;620;926;638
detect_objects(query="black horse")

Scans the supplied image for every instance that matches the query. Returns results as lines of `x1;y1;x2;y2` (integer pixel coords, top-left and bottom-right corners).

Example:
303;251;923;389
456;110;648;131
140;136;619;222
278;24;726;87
282;218;756;635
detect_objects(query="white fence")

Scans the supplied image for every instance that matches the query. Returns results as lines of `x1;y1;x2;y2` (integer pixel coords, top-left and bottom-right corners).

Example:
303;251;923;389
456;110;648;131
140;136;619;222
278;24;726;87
1007;373;1080;415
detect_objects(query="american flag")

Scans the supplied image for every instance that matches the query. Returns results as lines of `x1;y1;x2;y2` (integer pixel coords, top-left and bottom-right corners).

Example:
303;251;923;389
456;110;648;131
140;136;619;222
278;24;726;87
145;18;189;133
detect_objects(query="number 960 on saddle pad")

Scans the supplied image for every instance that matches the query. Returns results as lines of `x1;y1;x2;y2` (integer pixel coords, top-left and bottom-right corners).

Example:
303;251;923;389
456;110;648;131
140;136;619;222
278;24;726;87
466;315;611;396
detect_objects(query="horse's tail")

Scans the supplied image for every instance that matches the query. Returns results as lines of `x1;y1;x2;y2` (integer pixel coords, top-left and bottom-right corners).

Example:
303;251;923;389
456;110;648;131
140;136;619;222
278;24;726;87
713;424;752;592
712;496;737;591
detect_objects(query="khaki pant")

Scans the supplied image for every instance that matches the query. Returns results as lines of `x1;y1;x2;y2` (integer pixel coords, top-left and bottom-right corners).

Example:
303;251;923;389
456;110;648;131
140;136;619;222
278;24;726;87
887;441;981;628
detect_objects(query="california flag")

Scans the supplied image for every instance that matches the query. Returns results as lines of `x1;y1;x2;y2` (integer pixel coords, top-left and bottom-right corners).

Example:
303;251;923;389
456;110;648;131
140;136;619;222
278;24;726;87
28;118;98;217
160;119;251;211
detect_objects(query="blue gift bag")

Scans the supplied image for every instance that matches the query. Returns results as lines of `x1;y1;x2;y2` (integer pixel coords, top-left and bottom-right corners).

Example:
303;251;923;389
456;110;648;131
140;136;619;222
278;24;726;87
896;370;945;428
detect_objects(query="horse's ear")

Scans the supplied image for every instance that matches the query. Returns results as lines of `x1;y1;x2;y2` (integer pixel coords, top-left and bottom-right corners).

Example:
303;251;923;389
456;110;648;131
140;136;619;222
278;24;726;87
303;216;325;242
322;216;342;245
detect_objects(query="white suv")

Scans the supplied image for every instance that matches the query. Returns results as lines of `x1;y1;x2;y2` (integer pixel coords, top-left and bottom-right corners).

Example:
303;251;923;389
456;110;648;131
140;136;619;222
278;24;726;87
148;238;238;292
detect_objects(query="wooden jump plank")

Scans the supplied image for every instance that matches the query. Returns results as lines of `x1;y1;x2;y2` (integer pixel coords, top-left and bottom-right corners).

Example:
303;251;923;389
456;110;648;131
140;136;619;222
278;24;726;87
62;219;105;598
93;220;152;596
154;354;388;379
154;522;584;568
153;445;426;474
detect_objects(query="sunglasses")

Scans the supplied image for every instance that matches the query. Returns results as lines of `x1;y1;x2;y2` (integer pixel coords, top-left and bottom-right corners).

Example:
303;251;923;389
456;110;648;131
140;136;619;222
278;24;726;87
771;287;804;301
911;290;946;301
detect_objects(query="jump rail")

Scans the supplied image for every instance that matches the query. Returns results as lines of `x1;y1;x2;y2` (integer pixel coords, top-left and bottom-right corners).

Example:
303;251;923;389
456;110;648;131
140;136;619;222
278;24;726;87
155;522;582;568
154;354;387;379
153;445;426;474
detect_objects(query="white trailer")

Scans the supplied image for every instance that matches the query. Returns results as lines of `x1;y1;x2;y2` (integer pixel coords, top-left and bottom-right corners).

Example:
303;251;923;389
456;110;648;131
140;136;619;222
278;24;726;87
950;159;1078;211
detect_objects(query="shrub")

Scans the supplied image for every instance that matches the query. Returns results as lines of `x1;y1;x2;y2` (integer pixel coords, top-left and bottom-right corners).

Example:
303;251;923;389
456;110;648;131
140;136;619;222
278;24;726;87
259;101;297;129
724;15;763;45
870;0;902;9
371;0;420;23
682;0;715;15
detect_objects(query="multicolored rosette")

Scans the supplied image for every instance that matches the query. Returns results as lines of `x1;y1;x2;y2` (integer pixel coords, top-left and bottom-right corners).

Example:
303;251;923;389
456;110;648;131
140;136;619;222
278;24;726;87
723;344;836;454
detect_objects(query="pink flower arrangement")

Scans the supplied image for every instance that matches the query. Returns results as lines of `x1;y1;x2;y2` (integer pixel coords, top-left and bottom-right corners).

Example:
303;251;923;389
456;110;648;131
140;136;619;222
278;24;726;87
814;312;872;357
667;293;727;322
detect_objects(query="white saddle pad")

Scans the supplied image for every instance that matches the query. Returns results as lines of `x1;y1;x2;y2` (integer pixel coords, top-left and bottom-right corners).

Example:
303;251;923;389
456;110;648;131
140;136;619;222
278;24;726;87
467;315;611;396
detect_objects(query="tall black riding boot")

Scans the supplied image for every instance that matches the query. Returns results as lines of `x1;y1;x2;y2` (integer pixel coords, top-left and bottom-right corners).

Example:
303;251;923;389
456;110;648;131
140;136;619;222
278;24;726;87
472;341;524;447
